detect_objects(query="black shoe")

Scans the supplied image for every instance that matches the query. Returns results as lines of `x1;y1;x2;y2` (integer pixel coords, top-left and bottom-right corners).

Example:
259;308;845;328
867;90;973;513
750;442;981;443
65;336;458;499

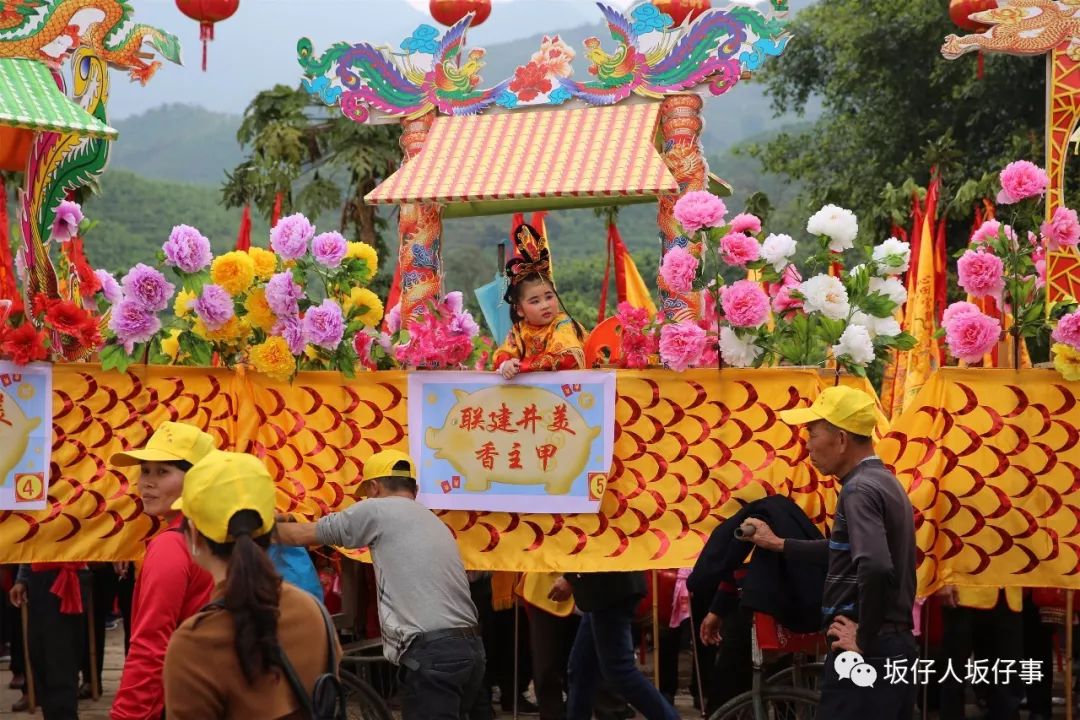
502;695;539;714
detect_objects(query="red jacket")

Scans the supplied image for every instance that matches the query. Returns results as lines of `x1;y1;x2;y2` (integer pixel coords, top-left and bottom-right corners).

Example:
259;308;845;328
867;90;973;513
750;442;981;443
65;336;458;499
111;516;214;720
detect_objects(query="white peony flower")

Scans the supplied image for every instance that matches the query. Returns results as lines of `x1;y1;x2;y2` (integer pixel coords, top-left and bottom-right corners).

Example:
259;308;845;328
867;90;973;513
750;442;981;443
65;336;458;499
872;237;911;276
869;276;907;306
806;204;859;252
719;327;762;368
760;233;797;273
832;324;876;366
851;311;902;339
799;274;850;320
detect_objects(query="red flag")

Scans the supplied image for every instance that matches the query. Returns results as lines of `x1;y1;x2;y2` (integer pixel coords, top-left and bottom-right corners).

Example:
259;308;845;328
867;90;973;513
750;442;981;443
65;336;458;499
0;176;17;302
235;205;252;251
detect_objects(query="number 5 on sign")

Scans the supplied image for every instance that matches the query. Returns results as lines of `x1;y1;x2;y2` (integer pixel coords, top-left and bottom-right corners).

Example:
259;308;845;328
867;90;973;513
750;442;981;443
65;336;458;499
15;473;44;503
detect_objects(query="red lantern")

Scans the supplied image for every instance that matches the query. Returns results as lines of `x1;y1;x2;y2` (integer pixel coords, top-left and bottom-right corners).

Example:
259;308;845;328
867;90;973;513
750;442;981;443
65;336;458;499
653;0;711;26
175;0;240;71
429;0;491;28
949;0;997;32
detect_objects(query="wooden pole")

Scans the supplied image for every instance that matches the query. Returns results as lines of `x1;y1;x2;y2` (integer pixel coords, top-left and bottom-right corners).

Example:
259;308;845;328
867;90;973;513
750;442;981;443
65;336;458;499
1067;592;1074;720
652;571;660;688
20;602;36;714
687;596;707;718
512;595;520;720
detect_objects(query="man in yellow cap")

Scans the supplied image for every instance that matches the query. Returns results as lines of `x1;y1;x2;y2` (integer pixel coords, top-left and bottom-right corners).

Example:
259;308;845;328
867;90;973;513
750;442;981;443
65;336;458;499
740;386;917;720
276;449;487;720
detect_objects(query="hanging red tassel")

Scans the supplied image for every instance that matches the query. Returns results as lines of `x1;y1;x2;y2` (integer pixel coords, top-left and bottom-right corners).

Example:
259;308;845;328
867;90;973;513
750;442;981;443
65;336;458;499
271;192;283;226
200;21;213;71
235;204;252;251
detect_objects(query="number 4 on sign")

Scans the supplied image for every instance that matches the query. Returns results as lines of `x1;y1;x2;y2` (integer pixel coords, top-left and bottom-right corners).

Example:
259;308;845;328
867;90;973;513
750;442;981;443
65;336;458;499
14;473;44;503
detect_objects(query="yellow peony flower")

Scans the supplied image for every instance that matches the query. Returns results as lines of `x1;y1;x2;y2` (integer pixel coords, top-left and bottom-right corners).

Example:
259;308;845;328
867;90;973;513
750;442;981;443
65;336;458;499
1053;343;1080;381
161;329;182;361
244;288;276;333
193;317;249;344
250;336;296;382
347;242;379;278
345;287;384;327
247;247;278;281
211;251;256;296
174;289;196;318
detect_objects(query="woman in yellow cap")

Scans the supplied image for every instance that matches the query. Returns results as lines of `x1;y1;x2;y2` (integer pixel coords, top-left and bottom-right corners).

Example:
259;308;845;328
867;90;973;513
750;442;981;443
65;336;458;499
164;450;340;719
110;422;218;720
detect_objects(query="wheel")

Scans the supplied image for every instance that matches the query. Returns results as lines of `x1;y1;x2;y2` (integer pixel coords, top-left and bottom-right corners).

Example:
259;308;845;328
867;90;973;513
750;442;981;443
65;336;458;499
766;661;825;691
708;687;821;720
340;668;394;720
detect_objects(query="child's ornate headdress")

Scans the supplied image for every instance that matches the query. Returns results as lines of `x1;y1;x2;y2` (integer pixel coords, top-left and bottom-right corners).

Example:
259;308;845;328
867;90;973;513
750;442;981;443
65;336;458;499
505;223;552;288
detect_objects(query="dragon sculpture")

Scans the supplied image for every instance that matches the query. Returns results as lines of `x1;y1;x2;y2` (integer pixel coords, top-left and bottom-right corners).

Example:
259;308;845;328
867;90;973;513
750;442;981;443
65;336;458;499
0;0;182;84
297;1;790;121
942;0;1080;59
297;15;510;122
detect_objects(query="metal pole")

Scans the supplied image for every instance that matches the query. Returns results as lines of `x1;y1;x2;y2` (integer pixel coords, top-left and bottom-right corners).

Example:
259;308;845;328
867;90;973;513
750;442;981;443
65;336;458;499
1067;592;1074;720
687;596;707;718
513;595;520;720
20;601;36;714
652;571;661;688
87;587;100;701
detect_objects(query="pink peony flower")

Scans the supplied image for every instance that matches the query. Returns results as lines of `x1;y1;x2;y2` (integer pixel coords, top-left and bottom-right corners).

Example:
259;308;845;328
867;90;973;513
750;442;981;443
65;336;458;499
193;284;234;331
970;219;1017;247
956;250;1005;298
109;299;161;354
659;247;699;293
1041;207;1080;251
997;160;1049;205
673;191;727;234
310;231;348;268
720;280;770;328
659;321;707;372
266;271;303;317
51;200;83;243
163;225;213;273
1053;310;1080;350
443;291;465;315
944;309;1001;363
385;302;402;334
719;232;761;267
273;315;306;355
303;299;345;350
729;213;762;235
354;331;376;370
773;286;803;317
1033;245;1047;290
941;301;982;327
270;213;315;260
121;264;175;313
94;269;122;304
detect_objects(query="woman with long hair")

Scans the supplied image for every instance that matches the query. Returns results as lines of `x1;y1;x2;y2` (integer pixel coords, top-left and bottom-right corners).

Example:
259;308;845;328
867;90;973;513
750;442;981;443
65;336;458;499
164;451;339;719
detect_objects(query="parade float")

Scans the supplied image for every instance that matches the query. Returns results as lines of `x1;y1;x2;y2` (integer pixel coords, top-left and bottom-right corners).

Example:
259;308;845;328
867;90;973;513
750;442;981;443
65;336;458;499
0;0;1077;631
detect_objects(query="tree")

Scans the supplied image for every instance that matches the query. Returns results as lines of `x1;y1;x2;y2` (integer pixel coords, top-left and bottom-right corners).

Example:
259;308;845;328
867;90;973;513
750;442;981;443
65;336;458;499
749;0;1045;243
222;85;402;295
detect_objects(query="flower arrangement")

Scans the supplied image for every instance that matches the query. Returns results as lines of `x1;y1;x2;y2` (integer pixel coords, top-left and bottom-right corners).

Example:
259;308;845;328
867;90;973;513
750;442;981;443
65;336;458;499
941;160;1080;371
360;292;485;370
96;213;383;382
652;192;916;377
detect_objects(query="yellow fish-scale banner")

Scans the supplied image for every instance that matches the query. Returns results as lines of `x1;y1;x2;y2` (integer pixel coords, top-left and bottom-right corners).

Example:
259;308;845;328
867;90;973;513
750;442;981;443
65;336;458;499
1;364;865;569
879;368;1080;596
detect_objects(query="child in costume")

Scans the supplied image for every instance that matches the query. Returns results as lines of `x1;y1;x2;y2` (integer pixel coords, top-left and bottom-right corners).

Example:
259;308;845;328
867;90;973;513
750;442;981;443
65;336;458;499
495;223;587;380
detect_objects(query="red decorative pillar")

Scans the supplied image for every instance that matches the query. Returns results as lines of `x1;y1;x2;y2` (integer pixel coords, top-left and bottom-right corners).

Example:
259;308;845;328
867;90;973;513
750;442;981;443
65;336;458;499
657;95;708;321
396;112;444;323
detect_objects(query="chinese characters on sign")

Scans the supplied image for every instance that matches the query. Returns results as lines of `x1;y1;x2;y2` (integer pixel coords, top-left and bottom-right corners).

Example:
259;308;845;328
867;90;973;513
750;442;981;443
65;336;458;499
409;371;615;512
0;362;52;511
883;659;1044;686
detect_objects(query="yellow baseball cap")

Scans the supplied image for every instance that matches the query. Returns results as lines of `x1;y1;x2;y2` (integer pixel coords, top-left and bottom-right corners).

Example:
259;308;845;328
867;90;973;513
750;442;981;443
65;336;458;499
110;422;217;467
362;449;416;484
779;386;879;437
171;451;276;543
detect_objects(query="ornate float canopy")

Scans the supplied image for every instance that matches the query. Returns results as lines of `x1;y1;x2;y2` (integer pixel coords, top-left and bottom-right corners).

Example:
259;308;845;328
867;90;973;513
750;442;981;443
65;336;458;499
297;1;792;122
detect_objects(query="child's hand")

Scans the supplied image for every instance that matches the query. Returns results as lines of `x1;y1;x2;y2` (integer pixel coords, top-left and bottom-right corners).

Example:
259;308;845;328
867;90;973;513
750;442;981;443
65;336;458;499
500;359;521;380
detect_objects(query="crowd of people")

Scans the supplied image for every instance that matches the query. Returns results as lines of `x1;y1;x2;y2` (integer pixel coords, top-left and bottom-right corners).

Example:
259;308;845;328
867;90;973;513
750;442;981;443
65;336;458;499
0;224;1073;719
